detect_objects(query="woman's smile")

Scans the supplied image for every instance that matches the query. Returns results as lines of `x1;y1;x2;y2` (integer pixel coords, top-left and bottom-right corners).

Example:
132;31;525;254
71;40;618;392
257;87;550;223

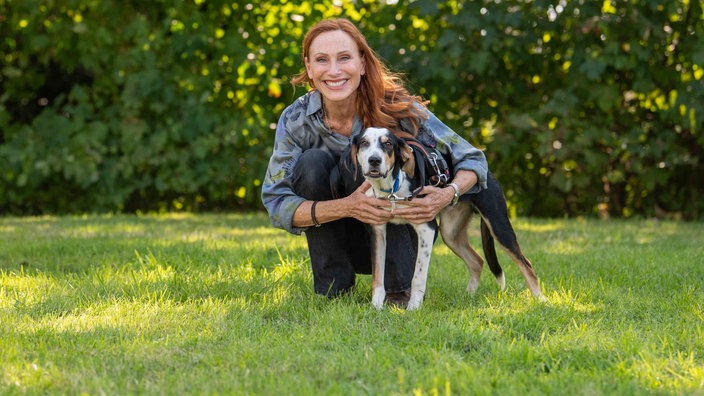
305;30;365;104
325;79;347;88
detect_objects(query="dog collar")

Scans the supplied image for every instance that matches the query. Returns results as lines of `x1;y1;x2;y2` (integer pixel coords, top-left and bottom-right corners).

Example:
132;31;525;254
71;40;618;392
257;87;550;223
380;172;401;194
379;171;425;203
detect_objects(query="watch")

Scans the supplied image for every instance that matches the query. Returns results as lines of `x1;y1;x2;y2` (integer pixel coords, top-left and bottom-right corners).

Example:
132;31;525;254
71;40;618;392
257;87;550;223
447;183;460;206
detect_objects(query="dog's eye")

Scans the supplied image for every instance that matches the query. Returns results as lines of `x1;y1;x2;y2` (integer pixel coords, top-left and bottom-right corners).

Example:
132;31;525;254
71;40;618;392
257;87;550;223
383;141;393;149
360;139;370;147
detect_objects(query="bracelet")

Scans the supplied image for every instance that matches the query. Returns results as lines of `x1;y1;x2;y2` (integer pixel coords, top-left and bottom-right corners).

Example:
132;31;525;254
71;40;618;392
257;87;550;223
311;201;321;227
447;183;460;206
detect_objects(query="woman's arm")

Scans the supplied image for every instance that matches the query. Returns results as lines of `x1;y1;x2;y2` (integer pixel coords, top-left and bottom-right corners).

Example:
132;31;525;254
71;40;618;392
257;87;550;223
292;182;394;227
392;108;486;224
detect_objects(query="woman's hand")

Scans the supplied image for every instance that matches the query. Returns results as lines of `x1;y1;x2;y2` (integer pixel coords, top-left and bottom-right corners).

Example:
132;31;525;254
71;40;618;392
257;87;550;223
345;182;394;225
391;185;455;224
392;170;478;224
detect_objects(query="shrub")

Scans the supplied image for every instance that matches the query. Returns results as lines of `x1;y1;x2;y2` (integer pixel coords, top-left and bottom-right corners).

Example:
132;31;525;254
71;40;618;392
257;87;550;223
1;0;702;218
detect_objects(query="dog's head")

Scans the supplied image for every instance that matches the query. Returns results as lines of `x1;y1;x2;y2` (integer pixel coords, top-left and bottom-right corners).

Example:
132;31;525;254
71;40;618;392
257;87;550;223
351;127;415;181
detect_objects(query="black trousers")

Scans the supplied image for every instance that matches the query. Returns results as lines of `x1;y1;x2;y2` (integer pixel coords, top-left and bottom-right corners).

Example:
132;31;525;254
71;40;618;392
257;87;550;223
291;149;419;296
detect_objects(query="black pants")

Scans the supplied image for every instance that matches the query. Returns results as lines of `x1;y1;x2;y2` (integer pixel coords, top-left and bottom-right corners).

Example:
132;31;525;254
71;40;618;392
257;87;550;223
291;149;418;297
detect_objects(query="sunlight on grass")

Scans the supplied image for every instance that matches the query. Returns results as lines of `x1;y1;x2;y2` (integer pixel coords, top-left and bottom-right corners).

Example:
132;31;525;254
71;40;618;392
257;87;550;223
545;238;588;255
173;226;283;242
66;223;149;238
2;214;703;395
41;300;195;333
514;221;565;233
547;287;600;314
0;270;59;309
3;362;61;393
0;225;16;233
621;350;704;392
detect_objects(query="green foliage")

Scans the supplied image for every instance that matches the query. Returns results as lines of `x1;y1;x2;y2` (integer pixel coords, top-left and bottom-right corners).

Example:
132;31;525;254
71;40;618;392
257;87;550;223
1;0;703;218
366;0;704;219
1;214;703;393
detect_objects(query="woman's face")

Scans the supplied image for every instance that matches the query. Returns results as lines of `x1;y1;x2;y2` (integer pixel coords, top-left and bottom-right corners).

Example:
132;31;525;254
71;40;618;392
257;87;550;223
305;30;365;105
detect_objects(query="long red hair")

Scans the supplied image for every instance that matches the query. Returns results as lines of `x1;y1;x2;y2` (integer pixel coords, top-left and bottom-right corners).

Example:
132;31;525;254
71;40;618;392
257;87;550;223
291;18;428;136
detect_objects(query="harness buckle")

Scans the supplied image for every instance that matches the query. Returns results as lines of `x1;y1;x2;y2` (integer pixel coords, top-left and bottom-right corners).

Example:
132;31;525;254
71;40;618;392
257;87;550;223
428;152;448;187
388;196;398;212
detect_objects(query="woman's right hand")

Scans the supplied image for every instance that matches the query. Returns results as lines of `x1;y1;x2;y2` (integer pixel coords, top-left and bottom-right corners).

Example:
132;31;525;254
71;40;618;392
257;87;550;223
345;182;394;225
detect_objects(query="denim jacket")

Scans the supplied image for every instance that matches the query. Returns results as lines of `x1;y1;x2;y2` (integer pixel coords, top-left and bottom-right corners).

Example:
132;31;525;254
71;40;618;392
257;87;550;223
261;90;488;235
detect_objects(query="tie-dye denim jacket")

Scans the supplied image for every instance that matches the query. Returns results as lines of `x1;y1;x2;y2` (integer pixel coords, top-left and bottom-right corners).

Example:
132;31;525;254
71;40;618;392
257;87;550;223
261;90;488;235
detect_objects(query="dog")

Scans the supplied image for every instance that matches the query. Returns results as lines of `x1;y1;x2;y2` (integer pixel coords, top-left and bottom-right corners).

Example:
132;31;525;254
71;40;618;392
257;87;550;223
351;127;545;310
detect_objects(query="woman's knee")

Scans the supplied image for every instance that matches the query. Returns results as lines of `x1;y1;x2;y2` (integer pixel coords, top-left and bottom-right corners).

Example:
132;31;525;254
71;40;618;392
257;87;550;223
292;149;336;200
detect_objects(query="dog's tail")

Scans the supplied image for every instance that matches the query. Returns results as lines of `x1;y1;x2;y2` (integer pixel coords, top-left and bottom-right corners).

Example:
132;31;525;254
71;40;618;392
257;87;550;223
480;217;506;291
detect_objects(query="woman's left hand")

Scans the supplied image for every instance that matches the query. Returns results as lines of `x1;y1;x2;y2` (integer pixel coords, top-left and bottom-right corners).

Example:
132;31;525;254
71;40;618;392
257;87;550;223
391;185;455;224
393;170;477;224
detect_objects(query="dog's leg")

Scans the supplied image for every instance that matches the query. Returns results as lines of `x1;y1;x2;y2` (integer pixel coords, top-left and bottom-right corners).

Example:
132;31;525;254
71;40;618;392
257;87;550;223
407;223;435;310
438;204;489;294
480;215;545;300
370;224;387;309
480;218;507;291
471;172;544;300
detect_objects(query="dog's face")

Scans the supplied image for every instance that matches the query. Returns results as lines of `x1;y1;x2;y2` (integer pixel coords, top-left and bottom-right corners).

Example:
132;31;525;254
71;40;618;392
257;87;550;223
352;127;415;180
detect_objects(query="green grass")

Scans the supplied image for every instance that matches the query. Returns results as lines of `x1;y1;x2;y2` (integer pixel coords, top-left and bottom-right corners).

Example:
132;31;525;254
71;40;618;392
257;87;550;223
1;213;703;395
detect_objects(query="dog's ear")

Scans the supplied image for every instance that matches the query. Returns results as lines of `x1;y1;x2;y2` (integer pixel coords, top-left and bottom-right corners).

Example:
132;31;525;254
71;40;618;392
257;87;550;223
349;134;360;181
400;139;415;178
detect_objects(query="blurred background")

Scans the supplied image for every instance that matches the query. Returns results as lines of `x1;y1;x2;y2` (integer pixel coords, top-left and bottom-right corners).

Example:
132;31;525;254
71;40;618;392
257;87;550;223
1;0;702;219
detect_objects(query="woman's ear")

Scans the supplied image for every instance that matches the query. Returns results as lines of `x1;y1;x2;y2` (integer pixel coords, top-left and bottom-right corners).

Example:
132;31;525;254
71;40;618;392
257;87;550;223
350;135;361;181
304;57;312;79
360;54;365;75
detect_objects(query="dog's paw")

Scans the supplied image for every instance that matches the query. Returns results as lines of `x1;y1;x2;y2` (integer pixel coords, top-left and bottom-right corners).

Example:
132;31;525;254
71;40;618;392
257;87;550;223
496;272;506;292
534;291;547;302
406;291;424;310
371;288;385;310
466;277;480;294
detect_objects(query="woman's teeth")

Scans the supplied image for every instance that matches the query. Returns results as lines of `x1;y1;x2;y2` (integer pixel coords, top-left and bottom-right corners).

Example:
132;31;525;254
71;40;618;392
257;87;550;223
326;80;346;87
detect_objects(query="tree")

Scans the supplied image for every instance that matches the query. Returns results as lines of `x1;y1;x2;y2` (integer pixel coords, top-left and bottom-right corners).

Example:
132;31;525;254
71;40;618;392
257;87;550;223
1;0;702;218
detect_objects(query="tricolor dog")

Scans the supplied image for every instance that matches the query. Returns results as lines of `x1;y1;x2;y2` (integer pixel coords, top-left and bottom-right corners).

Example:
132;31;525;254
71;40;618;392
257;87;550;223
351;127;544;310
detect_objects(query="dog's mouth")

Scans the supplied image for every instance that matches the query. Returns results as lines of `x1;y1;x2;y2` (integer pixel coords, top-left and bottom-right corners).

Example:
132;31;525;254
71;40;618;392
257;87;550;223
364;169;384;178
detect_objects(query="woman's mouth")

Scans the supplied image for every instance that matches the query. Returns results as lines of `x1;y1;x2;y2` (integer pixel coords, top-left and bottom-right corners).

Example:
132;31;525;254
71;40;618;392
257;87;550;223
325;80;347;88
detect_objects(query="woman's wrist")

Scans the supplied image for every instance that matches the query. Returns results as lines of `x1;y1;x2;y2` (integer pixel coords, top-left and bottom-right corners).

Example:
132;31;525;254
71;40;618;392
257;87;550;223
310;200;322;227
446;183;460;206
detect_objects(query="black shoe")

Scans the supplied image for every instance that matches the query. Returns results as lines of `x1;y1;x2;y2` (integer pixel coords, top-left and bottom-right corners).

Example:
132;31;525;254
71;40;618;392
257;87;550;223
384;290;411;309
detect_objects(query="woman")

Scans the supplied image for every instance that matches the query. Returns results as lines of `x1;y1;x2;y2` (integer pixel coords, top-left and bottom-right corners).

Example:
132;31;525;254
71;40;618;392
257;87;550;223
261;18;488;306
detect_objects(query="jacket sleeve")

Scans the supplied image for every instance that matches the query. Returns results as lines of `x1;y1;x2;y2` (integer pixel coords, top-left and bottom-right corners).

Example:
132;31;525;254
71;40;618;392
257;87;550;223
260;110;308;235
422;110;488;193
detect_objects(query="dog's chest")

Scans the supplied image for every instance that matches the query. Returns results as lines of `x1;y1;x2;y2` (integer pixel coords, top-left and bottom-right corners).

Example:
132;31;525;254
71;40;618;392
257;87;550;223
366;175;415;224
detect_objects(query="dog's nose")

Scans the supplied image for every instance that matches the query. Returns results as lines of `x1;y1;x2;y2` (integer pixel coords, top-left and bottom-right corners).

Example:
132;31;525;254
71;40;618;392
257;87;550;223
368;156;381;167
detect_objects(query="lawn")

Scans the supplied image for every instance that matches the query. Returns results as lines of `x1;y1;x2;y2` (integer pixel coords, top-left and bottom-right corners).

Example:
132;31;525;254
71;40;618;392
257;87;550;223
1;213;702;395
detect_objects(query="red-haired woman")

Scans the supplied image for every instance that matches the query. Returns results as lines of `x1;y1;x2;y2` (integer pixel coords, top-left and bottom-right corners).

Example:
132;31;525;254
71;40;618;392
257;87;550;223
262;18;487;307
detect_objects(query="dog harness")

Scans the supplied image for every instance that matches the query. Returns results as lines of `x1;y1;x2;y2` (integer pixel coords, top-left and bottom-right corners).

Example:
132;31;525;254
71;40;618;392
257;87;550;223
402;136;452;188
376;133;452;205
379;170;425;204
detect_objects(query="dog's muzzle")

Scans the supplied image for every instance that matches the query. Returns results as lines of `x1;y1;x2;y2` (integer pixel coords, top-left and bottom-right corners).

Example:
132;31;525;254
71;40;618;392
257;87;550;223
365;156;386;178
